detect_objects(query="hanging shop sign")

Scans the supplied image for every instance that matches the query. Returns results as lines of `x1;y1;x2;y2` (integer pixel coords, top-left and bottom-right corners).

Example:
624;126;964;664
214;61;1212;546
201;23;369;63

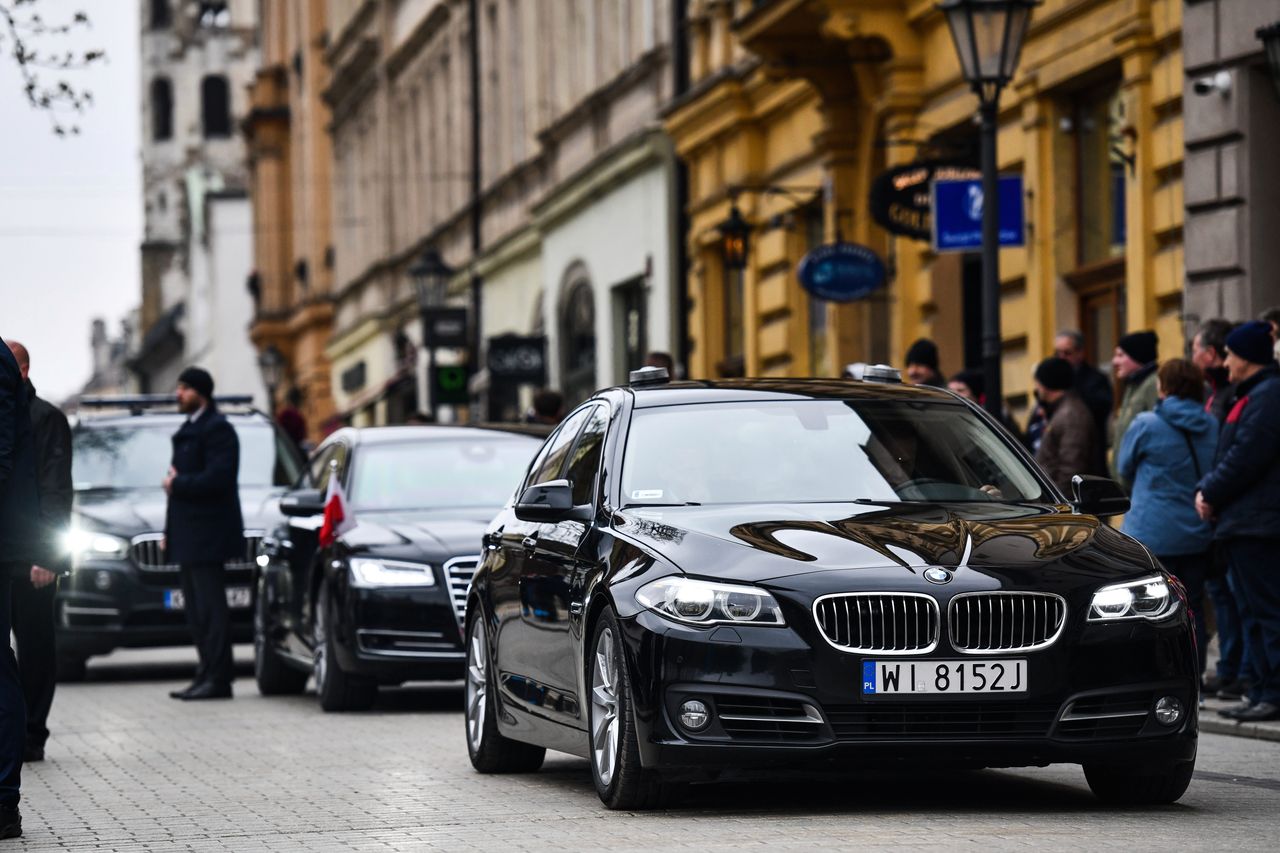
797;242;887;302
487;334;548;384
869;162;981;240
931;175;1026;253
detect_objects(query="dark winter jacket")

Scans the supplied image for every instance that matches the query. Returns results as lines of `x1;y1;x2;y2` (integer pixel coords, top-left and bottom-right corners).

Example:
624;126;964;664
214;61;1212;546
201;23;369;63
1074;361;1114;450
0;339;40;566
1204;366;1235;425
1116;396;1218;557
27;382;73;572
1036;391;1101;495
1198;364;1280;541
164;404;244;564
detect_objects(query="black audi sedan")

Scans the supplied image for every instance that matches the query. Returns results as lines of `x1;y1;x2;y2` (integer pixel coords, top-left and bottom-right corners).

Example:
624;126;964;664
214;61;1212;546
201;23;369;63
463;369;1198;810
254;426;541;711
60;397;304;679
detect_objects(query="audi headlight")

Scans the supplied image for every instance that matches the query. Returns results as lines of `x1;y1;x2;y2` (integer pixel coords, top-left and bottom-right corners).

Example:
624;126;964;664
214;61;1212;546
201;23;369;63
636;577;785;627
349;558;436;588
64;528;128;561
1088;576;1176;621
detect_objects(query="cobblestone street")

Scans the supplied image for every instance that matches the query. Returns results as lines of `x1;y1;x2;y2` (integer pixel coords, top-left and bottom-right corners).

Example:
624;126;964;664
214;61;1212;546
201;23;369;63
6;647;1277;851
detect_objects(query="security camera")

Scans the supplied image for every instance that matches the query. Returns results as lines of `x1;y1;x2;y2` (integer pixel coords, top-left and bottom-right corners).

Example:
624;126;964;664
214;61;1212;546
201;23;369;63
1193;70;1232;97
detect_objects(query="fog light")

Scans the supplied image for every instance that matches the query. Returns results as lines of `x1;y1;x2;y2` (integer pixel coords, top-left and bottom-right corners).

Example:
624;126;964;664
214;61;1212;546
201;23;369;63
94;570;112;591
679;699;710;731
1155;696;1183;726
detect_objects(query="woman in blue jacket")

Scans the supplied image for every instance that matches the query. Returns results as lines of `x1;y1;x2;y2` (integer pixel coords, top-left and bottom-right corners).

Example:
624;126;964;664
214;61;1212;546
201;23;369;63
1116;358;1219;681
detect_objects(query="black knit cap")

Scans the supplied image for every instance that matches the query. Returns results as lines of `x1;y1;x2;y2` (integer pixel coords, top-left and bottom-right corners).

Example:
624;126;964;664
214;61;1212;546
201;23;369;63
905;338;939;369
177;366;214;400
1118;330;1158;365
1034;357;1075;392
1226;320;1276;365
951;368;984;398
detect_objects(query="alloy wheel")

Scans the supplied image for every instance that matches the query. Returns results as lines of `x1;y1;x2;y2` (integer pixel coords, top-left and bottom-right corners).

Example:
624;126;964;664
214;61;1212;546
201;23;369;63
465;620;487;752
590;627;620;786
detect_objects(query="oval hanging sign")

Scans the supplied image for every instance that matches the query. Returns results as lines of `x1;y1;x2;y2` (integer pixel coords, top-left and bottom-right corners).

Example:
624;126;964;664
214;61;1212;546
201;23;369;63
797;242;887;302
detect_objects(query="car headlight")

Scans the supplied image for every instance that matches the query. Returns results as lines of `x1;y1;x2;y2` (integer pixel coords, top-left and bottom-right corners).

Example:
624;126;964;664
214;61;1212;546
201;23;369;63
64;528;129;561
349;558;436;588
636;577;785;627
1088;575;1176;621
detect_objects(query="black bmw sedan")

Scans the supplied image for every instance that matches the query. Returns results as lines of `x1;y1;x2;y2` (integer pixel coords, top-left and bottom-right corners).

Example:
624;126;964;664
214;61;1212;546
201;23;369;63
464;369;1198;809
254;425;541;711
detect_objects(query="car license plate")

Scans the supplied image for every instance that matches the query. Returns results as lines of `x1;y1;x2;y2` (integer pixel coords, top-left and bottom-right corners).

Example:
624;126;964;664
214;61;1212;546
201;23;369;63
164;587;253;611
862;659;1027;695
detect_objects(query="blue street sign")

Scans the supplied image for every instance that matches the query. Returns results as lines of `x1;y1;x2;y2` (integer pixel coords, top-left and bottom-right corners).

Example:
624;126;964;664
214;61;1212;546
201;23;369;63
797;241;887;303
931;175;1025;253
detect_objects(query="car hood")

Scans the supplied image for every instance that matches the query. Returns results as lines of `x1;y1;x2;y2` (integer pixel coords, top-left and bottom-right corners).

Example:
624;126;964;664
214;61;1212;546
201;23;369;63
612;501;1155;589
73;486;285;535
340;508;496;559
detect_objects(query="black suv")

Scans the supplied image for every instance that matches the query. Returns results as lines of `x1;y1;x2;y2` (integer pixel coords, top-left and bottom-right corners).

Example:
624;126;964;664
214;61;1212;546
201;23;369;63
59;396;305;678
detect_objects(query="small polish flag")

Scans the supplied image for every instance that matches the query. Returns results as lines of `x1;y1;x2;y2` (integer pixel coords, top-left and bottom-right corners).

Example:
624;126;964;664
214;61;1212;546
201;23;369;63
318;474;356;547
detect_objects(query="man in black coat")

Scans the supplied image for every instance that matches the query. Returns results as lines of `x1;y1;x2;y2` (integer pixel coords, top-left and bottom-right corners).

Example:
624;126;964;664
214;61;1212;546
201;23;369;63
5;342;72;763
1196;322;1280;722
0;336;38;838
164;367;243;701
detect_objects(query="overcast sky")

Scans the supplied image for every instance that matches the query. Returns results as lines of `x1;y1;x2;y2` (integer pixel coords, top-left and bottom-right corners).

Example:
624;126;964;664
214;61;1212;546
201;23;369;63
0;0;140;403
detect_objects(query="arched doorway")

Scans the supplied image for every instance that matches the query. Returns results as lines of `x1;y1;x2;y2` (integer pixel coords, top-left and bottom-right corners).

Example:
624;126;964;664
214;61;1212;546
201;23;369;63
561;274;596;406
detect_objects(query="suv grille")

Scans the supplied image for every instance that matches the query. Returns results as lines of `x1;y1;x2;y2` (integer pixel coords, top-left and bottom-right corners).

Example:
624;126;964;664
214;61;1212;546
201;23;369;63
131;532;263;572
813;593;939;654
445;556;478;625
948;592;1066;653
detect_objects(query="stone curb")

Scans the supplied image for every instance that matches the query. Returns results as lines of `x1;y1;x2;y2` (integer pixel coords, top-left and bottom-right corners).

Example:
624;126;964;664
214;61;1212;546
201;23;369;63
1198;698;1280;743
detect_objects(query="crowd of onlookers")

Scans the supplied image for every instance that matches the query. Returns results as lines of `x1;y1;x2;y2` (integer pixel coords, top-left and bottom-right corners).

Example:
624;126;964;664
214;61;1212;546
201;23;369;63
905;309;1280;723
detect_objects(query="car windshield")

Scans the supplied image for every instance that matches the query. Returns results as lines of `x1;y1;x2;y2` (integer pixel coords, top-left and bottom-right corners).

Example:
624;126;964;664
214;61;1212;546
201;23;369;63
621;399;1047;506
72;422;302;490
350;438;538;511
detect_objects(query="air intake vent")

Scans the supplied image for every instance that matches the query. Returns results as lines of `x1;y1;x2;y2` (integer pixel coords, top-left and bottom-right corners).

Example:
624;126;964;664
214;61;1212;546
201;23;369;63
131;531;263;572
948;592;1067;653
445;556;478;625
813;593;939;655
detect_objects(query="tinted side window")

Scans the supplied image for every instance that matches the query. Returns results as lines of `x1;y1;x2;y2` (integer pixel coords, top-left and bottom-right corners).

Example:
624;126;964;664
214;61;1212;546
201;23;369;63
527;409;591;488
566;406;608;506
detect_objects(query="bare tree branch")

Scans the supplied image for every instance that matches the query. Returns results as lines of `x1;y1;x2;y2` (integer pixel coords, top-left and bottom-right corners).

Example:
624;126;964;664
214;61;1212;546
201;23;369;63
0;0;104;136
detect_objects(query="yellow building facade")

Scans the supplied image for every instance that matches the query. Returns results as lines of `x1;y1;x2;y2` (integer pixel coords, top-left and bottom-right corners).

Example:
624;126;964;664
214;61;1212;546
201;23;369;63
668;0;1184;416
245;0;337;438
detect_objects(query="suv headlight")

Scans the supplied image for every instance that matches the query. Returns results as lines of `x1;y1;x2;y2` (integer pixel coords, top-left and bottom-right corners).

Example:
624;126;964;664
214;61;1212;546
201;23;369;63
636;577;785;627
64;529;128;561
1088;576;1176;621
349;558;436;588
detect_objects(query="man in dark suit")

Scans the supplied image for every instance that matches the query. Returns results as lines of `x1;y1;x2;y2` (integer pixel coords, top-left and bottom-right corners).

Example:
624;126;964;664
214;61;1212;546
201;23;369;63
6;342;73;763
164;367;243;701
0;335;39;838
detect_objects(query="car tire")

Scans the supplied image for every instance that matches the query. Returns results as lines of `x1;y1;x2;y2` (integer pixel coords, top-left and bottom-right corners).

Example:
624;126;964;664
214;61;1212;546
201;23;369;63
313;581;377;712
588;607;669;810
464;611;546;773
56;654;88;683
1083;758;1195;805
254;583;307;696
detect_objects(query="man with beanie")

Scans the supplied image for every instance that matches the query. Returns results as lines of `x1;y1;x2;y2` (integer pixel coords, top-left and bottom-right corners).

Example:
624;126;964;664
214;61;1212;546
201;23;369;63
164;367;243;701
1196;321;1280;722
1109;330;1160;487
1033;357;1100;493
905;338;945;387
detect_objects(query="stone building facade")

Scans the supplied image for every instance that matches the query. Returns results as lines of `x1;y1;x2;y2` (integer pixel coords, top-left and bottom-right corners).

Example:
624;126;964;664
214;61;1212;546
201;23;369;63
1182;0;1280;327
134;0;263;401
322;0;680;425
246;0;338;438
668;0;1185;417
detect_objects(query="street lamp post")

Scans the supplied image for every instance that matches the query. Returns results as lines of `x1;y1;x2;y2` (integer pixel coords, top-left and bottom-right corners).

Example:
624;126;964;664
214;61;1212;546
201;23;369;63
409;247;456;420
939;0;1038;418
1258;22;1280;102
257;344;285;413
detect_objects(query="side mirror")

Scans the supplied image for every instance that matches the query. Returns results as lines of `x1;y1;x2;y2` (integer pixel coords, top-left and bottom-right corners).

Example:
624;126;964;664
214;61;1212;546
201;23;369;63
280;488;325;517
514;480;589;523
1071;475;1130;518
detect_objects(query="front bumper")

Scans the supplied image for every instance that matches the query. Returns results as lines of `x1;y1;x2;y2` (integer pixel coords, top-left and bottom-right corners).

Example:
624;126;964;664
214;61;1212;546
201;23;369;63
329;583;466;683
619;608;1198;772
55;558;253;658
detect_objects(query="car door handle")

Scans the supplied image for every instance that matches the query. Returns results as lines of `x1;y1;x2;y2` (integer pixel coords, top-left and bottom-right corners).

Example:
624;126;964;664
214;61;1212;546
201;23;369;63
521;536;539;552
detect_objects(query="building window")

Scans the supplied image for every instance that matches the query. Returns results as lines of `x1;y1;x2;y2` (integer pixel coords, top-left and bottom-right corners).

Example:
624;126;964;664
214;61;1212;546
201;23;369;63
561;277;597;406
150;78;173;141
201;75;231;138
150;0;171;29
720;265;745;377
1071;83;1127;267
197;1;230;28
614;277;647;382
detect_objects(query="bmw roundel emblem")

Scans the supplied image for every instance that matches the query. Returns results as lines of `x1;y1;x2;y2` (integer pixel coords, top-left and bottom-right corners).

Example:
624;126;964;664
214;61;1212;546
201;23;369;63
924;567;952;585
